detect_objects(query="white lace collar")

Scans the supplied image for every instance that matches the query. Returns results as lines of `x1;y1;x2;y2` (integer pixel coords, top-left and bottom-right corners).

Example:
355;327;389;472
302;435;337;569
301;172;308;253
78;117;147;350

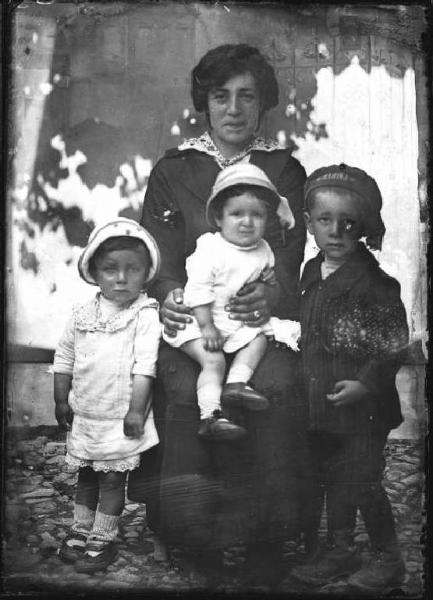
178;131;280;169
73;292;159;333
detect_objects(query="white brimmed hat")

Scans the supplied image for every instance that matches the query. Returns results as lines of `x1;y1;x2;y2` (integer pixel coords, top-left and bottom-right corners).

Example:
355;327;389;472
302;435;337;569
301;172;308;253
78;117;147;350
206;163;295;230
78;218;160;286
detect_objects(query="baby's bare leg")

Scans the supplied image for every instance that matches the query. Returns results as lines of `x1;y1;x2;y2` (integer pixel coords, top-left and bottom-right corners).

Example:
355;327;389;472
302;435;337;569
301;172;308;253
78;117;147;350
227;333;268;383
181;339;226;419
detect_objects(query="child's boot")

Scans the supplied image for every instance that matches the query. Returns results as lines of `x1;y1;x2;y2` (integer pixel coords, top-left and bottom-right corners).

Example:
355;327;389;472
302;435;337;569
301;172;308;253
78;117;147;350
198;409;246;441
290;529;361;587
75;511;119;573
347;542;406;593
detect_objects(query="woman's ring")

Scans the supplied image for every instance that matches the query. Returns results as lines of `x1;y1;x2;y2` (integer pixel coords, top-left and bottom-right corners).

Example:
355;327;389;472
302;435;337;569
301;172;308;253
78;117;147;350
253;310;261;319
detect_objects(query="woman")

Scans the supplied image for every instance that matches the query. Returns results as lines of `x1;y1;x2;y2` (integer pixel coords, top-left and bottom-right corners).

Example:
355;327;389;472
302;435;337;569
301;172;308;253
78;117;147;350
128;44;309;582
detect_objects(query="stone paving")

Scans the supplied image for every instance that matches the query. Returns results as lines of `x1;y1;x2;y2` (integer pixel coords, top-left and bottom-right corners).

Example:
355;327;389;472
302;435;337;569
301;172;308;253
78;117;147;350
1;427;426;596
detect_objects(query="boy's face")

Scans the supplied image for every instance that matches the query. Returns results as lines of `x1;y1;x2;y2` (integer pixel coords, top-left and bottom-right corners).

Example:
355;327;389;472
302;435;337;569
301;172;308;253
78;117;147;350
94;246;150;306
215;192;267;247
304;188;363;262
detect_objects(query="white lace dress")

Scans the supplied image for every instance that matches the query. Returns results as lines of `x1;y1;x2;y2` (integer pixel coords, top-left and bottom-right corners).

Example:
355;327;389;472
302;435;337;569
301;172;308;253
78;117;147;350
53;293;160;472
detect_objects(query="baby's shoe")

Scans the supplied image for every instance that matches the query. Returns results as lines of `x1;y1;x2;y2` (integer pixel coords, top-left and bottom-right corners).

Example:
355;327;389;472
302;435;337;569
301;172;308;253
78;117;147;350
198;410;246;441
58;532;87;562
221;382;269;411
74;539;118;573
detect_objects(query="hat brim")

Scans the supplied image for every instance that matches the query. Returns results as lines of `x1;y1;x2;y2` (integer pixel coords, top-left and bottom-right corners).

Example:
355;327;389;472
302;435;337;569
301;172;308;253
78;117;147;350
78;218;160;286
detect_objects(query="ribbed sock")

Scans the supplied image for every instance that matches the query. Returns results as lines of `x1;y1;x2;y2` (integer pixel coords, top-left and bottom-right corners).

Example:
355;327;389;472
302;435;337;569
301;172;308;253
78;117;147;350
88;510;120;543
71;503;96;536
226;364;254;385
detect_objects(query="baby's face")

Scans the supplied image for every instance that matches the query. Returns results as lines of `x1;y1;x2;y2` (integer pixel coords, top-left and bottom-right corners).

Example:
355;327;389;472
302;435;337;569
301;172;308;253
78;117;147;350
305;188;363;262
94;247;150;306
215;192;267;247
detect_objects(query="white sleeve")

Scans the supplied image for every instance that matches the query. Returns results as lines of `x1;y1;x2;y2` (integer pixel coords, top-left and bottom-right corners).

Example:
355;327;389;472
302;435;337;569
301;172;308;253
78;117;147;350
53;315;75;375
183;234;216;308
263;239;275;268
132;308;161;377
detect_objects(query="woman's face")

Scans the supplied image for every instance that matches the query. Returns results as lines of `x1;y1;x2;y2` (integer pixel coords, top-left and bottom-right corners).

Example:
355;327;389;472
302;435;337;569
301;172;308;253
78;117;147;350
207;72;260;158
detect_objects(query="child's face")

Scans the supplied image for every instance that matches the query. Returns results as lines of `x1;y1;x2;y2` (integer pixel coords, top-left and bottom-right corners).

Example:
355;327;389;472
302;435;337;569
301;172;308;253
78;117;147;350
304;188;363;262
215;192;267;247
94;247;150;306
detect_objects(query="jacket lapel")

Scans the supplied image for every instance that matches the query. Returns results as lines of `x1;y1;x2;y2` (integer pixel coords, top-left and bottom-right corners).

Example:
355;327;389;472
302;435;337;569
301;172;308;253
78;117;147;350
301;244;378;298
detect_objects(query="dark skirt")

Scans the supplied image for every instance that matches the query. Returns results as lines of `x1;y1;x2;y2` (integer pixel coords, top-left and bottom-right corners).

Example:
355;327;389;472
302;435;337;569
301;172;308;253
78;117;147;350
128;339;308;551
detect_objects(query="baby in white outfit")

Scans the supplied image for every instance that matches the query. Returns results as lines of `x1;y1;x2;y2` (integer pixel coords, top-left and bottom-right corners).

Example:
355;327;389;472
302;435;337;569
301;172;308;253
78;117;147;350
163;163;300;441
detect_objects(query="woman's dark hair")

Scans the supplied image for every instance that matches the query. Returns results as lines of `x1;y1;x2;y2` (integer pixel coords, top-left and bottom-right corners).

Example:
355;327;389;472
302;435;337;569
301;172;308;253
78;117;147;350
191;44;279;116
212;184;278;221
89;236;150;279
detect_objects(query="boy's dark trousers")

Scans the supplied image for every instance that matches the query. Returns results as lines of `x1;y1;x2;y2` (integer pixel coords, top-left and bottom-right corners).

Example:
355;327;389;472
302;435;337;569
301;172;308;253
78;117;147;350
306;427;398;550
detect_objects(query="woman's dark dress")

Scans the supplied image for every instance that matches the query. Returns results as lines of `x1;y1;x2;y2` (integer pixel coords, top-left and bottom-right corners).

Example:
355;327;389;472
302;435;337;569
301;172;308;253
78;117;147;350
128;143;308;551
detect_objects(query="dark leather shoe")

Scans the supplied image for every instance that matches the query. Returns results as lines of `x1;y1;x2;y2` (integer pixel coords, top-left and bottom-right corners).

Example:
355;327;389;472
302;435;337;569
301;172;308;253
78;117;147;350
198;410;246;441
75;540;118;573
58;532;87;562
221;383;269;411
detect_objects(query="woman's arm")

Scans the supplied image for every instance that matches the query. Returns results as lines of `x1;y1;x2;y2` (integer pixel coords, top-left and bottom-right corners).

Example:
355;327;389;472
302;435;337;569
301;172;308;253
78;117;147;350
272;155;307;319
141;159;193;334
228;154;307;324
140;160;187;304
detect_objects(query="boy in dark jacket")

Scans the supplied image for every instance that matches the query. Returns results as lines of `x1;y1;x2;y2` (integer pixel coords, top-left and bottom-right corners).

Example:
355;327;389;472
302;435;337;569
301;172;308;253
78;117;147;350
291;164;409;593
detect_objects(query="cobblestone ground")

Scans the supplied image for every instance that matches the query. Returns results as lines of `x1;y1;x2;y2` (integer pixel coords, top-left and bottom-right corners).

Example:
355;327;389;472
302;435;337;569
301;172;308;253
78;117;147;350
2;427;426;597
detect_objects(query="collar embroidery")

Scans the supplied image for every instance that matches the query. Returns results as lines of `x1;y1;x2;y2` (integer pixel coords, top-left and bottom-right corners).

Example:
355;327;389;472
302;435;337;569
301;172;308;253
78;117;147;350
178;131;281;169
73;292;159;332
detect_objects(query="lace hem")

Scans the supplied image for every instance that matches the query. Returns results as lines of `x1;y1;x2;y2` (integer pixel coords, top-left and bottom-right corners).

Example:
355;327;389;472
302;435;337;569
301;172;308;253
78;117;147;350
73;293;158;332
178;131;281;169
65;453;141;472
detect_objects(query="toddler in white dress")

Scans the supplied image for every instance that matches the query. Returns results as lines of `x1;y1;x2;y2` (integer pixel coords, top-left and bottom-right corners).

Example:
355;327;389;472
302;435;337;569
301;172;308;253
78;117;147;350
163;164;300;441
53;218;161;572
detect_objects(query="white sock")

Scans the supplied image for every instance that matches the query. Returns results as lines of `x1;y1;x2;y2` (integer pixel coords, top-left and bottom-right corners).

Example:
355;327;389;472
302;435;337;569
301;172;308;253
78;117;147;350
71;503;95;536
88;510;119;544
197;382;222;419
226;364;254;385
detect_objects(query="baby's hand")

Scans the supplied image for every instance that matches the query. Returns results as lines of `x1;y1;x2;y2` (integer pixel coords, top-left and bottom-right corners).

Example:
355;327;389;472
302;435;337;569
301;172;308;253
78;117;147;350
123;409;145;438
201;324;224;352
326;380;369;407
55;402;73;432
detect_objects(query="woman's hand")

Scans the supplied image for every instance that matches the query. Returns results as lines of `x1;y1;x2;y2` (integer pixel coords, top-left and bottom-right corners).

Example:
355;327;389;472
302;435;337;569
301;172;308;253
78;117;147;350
225;281;272;327
326;380;369;407
55;402;73;432
161;288;192;337
123;409;145;438
201;323;224;352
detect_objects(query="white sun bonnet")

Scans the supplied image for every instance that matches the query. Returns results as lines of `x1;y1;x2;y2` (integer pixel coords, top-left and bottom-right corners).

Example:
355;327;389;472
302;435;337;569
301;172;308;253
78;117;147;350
206;163;295;229
78;218;160;286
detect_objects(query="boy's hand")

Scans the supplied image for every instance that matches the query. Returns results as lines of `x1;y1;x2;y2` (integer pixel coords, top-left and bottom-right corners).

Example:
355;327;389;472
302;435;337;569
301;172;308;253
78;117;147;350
201;323;224;352
123;409;145;438
55;402;73;431
326;380;369;407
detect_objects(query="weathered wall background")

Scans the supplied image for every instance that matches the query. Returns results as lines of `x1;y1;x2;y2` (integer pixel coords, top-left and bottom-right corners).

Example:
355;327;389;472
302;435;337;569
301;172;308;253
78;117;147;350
6;1;428;436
